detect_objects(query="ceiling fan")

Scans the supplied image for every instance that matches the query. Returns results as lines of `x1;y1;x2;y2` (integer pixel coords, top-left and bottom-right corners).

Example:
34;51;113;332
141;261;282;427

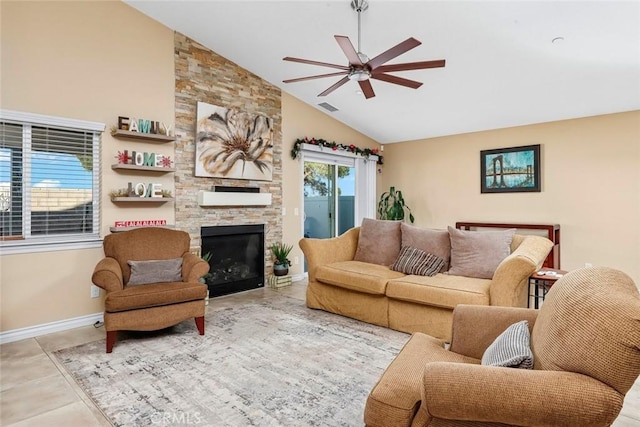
282;0;446;99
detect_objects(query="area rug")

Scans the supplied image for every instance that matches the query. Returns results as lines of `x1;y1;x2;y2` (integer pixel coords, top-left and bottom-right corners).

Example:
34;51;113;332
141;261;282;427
54;297;410;426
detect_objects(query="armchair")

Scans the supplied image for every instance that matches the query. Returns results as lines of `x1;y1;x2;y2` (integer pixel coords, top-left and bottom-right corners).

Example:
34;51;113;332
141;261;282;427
92;227;209;353
365;267;640;426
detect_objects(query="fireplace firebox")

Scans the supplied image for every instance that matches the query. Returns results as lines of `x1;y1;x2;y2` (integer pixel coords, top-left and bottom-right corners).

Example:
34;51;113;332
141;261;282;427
200;224;265;298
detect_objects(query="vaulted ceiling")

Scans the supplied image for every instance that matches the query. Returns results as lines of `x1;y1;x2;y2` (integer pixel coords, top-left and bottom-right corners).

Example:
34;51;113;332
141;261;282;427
126;0;640;144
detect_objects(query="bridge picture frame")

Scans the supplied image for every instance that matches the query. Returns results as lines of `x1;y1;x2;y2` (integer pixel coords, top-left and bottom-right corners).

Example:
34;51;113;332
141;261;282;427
480;144;541;193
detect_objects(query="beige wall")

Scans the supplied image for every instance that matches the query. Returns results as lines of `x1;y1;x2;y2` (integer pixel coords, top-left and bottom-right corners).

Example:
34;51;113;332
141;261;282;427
2;1;637;333
0;1;175;331
281;92;380;276
381;111;640;283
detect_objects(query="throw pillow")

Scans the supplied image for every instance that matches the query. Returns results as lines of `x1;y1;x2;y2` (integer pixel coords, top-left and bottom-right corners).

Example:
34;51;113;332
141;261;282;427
401;223;451;272
127;258;183;285
447;226;516;279
391;246;445;276
481;320;534;369
353;218;402;266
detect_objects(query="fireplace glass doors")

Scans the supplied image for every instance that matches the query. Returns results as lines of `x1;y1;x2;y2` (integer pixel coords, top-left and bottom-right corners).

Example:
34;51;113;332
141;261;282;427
200;224;264;297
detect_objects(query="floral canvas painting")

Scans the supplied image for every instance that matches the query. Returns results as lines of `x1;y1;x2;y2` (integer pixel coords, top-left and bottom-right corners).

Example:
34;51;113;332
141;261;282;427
195;102;273;181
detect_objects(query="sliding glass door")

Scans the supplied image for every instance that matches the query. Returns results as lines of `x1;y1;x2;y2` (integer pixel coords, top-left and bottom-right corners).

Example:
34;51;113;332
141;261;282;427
303;161;355;239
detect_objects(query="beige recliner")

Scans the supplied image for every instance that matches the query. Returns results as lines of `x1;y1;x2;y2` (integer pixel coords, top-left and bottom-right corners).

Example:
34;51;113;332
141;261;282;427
365;267;640;426
92;227;209;353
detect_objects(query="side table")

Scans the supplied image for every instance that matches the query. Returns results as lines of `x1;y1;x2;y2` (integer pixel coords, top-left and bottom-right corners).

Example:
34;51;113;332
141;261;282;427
528;268;568;309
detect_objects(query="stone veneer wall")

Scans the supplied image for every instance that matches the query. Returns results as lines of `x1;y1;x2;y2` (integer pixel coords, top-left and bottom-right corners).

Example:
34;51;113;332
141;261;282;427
174;32;282;273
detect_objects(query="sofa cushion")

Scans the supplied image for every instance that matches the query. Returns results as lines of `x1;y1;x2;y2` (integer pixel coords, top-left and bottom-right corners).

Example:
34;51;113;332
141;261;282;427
106;281;207;313
127;258;183;285
386;274;491;309
391;246;445;277
365;332;479;427
401;223;451;271
482;320;534;369
354;218;402;266
448;226;515;279
316;260;406;295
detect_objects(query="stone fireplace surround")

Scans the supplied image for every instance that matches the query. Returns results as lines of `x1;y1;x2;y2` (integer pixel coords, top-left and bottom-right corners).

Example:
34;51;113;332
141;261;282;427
173;32;283;284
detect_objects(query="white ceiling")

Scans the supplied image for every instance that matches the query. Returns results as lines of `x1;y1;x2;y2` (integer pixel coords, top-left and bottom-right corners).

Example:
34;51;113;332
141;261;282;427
126;0;640;144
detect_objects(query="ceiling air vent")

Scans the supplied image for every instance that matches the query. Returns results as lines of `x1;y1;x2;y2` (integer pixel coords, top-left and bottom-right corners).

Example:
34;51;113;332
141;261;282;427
318;102;338;113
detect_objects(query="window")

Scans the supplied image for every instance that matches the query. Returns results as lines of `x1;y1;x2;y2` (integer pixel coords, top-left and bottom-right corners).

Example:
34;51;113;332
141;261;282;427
0;110;104;254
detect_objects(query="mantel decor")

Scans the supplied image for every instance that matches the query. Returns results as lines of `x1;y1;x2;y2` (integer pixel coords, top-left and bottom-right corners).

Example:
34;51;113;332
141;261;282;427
291;137;383;164
480;144;541;193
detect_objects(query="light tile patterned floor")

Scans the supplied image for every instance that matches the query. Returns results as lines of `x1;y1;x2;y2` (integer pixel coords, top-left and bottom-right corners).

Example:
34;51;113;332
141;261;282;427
1;281;638;426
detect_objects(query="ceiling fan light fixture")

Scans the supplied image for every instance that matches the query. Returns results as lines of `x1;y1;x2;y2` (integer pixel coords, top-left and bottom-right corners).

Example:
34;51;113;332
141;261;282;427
348;68;371;81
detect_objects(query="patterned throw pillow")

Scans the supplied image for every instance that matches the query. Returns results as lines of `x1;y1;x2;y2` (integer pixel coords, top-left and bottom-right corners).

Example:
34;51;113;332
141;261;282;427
391;245;446;276
127;258;183;285
481;320;534;369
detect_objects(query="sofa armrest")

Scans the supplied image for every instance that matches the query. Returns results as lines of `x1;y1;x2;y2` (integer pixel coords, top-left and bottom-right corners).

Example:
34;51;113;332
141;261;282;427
490;235;553;307
416;363;623;427
92;257;124;293
449;305;538;358
182;252;209;282
299;227;360;282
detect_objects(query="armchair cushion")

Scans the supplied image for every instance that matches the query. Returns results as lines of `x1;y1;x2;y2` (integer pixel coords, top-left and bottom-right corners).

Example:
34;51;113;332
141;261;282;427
481;320;534;369
127;258;183;285
105;281;207;313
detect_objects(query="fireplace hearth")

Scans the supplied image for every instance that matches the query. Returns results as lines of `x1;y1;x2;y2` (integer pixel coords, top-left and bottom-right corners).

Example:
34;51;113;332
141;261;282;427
200;224;265;298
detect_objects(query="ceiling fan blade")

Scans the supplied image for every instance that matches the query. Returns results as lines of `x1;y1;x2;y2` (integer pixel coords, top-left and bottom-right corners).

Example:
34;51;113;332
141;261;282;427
335;35;363;66
367;37;422;70
358;80;375;99
371;73;423;89
318;76;350;97
283;56;349;71
283;71;348;84
374;59;446;73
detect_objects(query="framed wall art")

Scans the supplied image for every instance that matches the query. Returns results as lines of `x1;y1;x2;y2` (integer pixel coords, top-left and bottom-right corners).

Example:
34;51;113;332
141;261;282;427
195;101;274;181
480;144;540;193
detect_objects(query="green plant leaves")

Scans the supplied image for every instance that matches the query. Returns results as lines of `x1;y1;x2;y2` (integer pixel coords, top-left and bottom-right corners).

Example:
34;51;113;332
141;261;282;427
377;186;415;223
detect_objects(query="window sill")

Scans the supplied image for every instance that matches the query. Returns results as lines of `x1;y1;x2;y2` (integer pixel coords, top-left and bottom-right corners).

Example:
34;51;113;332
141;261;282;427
0;238;103;255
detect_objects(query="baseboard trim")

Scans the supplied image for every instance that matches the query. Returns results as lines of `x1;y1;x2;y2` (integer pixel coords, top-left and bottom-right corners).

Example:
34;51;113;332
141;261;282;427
0;312;104;345
291;273;306;282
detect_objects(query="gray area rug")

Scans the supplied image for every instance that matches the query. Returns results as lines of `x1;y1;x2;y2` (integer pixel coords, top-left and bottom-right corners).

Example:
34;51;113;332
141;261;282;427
54;297;409;426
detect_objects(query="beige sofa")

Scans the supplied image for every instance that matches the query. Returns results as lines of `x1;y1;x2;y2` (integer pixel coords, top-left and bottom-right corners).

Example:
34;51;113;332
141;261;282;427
299;220;553;341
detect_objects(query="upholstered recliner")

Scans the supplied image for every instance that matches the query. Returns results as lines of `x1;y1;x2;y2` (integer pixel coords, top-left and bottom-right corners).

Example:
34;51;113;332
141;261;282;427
92;227;209;353
364;267;640;426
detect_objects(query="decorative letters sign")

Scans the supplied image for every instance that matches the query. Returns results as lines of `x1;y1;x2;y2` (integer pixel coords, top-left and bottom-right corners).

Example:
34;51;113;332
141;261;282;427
114;220;167;227
117;116;173;136
115;150;173;168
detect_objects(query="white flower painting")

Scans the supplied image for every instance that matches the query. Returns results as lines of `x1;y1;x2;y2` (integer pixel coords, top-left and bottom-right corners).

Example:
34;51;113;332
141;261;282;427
195;102;273;181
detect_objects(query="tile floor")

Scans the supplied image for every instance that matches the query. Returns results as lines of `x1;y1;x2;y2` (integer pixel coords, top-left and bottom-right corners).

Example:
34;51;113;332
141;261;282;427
1;281;639;426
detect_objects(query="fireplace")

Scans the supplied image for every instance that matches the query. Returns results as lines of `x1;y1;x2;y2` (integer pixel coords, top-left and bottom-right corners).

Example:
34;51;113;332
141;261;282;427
200;224;265;298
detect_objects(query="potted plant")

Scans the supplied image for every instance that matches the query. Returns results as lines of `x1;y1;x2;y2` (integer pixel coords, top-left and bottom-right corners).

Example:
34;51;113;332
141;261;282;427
377;186;415;223
270;242;293;276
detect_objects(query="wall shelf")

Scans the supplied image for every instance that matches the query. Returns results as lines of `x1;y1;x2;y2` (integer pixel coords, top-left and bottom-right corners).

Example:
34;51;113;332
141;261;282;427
111;129;175;143
111;164;175;173
111;197;174;204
